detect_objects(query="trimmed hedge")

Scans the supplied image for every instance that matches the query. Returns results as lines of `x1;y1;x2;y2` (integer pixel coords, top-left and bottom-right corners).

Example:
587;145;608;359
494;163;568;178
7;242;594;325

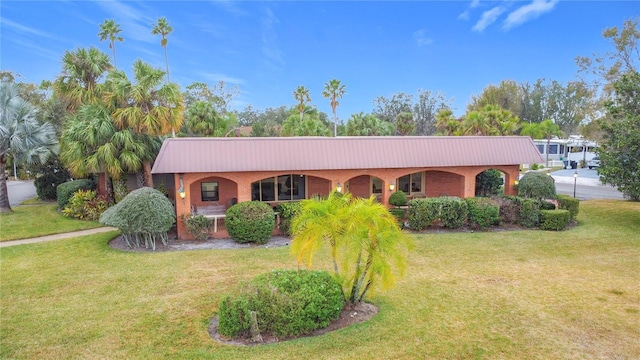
56;179;95;209
388;191;408;207
274;202;303;236
557;195;580;221
518;171;556;199
539;209;570;231
407;198;440;230
465;197;500;230
493;196;523;224
218;270;344;339
226;201;275;244
99;187;175;250
439;197;468;229
519;198;541;228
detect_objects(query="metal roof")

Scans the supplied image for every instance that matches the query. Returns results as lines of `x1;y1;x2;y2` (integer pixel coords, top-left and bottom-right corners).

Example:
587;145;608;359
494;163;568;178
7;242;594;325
151;136;544;174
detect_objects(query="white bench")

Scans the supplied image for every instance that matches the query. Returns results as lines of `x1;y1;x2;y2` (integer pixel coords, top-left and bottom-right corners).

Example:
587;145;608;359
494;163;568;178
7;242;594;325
194;204;227;232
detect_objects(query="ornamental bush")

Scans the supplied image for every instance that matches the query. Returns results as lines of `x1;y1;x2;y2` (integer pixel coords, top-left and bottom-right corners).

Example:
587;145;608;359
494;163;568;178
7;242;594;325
34;167;71;201
225;201;274;244
407;198;440;230
218;270;344;339
62;189;110;221
493;196;523;224
539;209;570;231
518;171;556;199
519;198;541;228
439;197;468;229
388;208;406;223
180;214;212;241
465;197;500;230
274;202;303;236
557;195;580;221
99;187;175;250
388;191;408;207
56;179;95;209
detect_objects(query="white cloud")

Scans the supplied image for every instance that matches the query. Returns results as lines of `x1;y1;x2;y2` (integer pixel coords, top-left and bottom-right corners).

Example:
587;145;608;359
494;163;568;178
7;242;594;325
503;0;559;30
458;0;482;20
261;7;285;71
472;6;506;32
198;72;246;85
413;29;433;47
1;17;66;42
95;1;155;43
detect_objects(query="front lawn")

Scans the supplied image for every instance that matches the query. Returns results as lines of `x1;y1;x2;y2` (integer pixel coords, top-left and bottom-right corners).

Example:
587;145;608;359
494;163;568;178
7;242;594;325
0;202;102;241
0;200;638;359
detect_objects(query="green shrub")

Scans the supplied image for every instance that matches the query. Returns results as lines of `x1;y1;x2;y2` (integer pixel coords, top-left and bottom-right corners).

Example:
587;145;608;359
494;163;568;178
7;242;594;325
518;171;556;199
557;195;580;221
475;169;504;197
226;201;275;244
531;163;539;170
56;179;95;209
407;198;440;230
62;189;110;221
99;187;175;250
388;208;406;223
540;200;557;210
539;209;570;231
493;196;523;224
519;198;541;228
218;270;344;339
465;197;500;230
388;191;408;207
180;214;212;241
274;202;303;236
439;197;468;229
34;166;71;201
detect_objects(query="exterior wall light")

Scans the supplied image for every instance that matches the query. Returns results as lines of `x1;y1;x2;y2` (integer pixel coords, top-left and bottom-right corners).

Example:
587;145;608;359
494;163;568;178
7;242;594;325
389;181;395;191
336;182;342;193
178;173;186;199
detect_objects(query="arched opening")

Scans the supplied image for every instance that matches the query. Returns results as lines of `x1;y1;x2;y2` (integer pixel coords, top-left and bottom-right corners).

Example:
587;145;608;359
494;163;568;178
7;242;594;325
475;169;505;197
189;176;239;208
424;170;464;197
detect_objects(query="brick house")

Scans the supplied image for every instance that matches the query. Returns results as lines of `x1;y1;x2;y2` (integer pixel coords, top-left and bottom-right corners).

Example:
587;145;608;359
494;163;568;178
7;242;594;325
151;136;543;239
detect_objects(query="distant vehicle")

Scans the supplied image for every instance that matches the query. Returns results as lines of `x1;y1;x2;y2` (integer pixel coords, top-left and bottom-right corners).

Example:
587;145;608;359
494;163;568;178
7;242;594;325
588;157;600;169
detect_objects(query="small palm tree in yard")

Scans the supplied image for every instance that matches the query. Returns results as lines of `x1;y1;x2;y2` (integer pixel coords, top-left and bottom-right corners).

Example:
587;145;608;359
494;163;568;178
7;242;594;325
291;192;414;306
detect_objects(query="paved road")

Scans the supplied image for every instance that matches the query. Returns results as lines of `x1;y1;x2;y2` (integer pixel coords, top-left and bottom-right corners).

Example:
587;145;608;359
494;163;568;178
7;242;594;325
6;180;37;207
551;168;625;200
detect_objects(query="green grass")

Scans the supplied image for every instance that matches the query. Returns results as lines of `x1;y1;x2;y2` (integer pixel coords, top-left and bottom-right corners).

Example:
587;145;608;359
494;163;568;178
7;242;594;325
1;200;639;359
0;202;102;241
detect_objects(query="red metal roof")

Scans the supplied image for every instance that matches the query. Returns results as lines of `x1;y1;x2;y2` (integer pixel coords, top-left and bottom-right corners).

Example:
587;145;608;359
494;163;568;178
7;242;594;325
151;136;544;174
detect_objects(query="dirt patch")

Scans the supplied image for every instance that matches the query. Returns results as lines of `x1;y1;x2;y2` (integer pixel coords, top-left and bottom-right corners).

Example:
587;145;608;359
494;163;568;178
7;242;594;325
207;302;378;346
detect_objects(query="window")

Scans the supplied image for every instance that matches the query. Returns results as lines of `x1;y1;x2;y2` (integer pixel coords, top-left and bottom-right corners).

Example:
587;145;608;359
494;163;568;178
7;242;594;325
252;175;306;202
371;177;382;194
548;144;558;154
536;144;545;154
397;172;422;194
201;182;219;201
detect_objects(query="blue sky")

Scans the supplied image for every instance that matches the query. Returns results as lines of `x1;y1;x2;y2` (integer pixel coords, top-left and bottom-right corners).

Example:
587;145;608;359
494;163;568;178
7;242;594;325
1;1;636;119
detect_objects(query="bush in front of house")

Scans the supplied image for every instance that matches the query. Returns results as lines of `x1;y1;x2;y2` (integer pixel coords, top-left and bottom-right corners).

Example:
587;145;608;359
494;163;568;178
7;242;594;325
99;187;175;250
465;197;500;230
180;214;212;241
439;197;468;229
389;208;406;224
225;201;275;244
493;196;523;224
274;202;303;236
518;171;556;199
557;195;580;221
34;166;71;201
388;191;408;207
218;269;344;339
539;209;570;231
62;189;110;221
56;179;95;209
519;198;541;228
407;198;440;230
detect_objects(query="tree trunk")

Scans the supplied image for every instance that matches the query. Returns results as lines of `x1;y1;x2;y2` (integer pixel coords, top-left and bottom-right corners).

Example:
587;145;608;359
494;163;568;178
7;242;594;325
143;161;154;188
0;156;12;212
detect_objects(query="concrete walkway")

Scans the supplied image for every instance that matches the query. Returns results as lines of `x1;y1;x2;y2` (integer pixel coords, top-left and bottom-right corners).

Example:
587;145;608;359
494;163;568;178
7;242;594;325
0;227;118;248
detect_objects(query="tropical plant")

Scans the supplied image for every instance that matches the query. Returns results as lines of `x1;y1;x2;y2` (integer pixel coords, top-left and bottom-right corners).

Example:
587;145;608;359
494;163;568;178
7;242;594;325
0;81;58;212
56;179;95;209
290;192;414;306
292;86;311;124
62;189;110;221
321;79;346;137
151;17;173;82
435;108;461;135
98;19;123;68
345;112;394;136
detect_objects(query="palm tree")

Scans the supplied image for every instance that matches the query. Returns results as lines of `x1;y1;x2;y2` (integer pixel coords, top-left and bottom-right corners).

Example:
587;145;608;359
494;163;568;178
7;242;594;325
151;17;173;82
521;119;563;167
321;79;346;137
1;81;58;212
291;192;414;305
292;86;311;124
460;110;492;136
107;60;184;185
54;47;112;112
98;19;124;68
435;109;461;136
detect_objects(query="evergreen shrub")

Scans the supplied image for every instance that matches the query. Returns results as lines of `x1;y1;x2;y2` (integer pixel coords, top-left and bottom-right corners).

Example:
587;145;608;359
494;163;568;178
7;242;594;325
539;209;570;231
34;168;71;201
519;198;541;228
465;197;500;229
181;214;212;241
226;201;274;244
557;195;580;221
389;208;406;223
218;270;344;339
99;187;175;250
56;179;95;209
388;191;408;207
493;196;523;224
407;198;440;230
518;171;556;199
439;197;468;229
274;202;302;236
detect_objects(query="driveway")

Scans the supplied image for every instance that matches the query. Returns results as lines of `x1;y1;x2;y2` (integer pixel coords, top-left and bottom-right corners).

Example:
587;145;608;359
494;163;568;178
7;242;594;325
6;180;37;207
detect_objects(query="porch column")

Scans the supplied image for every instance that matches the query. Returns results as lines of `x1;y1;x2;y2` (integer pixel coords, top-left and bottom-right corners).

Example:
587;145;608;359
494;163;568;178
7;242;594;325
504;168;520;196
382;179;394;206
174;173;192;240
463;174;475;198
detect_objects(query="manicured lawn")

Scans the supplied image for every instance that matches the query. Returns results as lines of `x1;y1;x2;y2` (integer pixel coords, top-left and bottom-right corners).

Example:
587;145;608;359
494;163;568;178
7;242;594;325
0;202;102;241
1;200;638;359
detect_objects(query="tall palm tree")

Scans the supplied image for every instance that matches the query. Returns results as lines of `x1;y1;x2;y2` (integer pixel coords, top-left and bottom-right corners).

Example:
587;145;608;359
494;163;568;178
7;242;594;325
98;19;124;68
293;86;311;124
151;17;173;82
321;79;346;137
460;110;492;136
0;81;58;212
107;60;184;186
54;47;112;112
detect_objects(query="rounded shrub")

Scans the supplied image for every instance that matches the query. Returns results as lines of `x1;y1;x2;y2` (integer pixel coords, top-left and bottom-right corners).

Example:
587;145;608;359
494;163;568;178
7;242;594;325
465;197;500;230
518;171;556;199
218;269;344;339
493;195;523;224
225;201;275;244
388;191;408;207
99;187;175;250
56;179;95;209
539;209;570;231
